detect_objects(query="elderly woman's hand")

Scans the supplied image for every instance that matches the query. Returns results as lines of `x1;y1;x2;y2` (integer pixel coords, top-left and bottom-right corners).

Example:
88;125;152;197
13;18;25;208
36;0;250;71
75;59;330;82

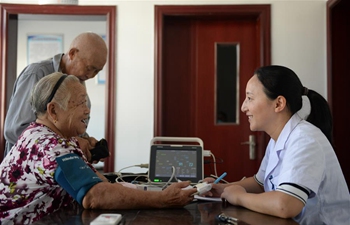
161;181;197;207
76;136;98;162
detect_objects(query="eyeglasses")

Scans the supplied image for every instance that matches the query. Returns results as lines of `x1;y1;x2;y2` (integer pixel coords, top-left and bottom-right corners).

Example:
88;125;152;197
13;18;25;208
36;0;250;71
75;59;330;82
216;213;238;225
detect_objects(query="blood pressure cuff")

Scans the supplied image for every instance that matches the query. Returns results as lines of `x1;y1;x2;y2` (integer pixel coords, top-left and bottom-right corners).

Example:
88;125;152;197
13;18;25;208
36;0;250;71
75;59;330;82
54;153;103;205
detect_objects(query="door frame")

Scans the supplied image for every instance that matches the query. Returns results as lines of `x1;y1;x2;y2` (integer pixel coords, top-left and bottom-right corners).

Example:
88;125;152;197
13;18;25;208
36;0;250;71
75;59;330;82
327;0;350;188
0;4;116;172
154;4;271;152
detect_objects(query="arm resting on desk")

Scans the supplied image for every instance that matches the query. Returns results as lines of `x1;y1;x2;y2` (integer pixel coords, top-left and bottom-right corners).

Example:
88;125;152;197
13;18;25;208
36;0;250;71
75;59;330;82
82;179;197;209
231;176;265;193
207;176;264;197
222;184;304;219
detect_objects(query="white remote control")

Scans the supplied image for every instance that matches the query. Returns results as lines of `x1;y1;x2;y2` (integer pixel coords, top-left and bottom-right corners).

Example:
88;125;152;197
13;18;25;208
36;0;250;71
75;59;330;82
90;213;122;225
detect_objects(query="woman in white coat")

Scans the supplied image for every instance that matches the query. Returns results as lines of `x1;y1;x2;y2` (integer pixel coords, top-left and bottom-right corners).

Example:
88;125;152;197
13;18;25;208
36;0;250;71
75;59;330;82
208;65;349;224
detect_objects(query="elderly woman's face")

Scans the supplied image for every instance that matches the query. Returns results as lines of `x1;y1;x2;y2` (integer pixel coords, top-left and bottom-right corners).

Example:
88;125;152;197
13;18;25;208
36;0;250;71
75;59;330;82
56;82;90;138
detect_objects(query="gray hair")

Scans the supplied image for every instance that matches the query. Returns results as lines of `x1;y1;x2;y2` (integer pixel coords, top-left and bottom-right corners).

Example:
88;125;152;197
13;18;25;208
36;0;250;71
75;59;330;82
31;72;80;116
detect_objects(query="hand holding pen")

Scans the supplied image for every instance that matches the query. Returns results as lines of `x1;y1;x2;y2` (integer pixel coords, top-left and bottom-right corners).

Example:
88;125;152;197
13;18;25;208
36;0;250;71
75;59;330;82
191;172;228;196
201;172;227;198
214;172;227;184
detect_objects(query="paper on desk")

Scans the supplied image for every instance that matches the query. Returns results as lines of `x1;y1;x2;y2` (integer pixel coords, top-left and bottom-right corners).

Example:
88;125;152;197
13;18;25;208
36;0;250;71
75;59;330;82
194;195;222;202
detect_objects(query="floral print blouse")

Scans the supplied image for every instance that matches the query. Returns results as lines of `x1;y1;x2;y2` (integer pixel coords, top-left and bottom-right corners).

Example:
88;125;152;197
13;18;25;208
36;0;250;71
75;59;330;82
0;122;95;225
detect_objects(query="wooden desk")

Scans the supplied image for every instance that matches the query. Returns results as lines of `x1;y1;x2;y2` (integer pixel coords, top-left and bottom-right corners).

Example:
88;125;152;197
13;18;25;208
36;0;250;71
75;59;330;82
32;200;299;225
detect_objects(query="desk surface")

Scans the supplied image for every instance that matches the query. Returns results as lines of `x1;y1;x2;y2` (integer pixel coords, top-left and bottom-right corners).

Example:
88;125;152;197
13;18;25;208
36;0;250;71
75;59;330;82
32;200;299;225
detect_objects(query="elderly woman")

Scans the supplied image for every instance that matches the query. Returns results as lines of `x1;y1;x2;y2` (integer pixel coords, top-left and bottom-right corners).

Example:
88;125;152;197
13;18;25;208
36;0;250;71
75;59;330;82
0;72;196;224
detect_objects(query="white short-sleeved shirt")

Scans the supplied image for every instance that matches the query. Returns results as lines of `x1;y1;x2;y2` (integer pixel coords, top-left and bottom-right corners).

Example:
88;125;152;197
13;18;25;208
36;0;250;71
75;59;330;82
255;114;350;225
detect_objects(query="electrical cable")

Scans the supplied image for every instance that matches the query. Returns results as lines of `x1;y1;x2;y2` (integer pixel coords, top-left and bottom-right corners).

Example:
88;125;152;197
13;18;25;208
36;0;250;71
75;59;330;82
115;164;179;190
115;164;149;183
117;164;148;174
210;152;218;177
161;166;176;190
115;174;149;183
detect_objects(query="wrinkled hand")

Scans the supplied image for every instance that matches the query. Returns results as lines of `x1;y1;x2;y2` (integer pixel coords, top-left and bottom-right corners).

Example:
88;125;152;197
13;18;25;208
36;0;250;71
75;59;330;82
76;136;98;162
221;184;247;205
161;181;197;208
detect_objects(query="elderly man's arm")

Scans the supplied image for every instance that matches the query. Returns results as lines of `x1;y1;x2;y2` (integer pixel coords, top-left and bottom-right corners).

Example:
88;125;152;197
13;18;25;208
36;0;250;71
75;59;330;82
4;67;45;154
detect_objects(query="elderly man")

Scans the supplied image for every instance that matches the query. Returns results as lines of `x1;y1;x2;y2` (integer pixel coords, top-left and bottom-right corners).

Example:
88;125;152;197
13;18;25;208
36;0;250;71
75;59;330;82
4;32;107;159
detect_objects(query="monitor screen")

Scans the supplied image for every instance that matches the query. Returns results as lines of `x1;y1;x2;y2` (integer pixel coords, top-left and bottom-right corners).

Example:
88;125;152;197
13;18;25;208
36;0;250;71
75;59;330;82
148;145;203;184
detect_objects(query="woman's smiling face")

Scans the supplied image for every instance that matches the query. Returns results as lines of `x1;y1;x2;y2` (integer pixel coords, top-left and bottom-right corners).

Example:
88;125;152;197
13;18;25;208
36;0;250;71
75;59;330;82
241;75;276;133
55;82;90;138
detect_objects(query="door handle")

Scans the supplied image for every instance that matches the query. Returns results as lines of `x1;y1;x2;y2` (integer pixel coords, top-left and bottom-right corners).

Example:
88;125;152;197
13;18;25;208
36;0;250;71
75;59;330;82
241;135;256;160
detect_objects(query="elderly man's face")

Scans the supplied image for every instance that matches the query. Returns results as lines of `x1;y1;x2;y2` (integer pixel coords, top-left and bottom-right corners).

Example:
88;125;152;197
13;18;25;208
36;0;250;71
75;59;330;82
72;55;105;81
67;48;107;82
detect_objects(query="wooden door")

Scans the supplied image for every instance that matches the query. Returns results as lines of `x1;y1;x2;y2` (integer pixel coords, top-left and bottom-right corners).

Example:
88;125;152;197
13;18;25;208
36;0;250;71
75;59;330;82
327;0;350;189
155;5;271;182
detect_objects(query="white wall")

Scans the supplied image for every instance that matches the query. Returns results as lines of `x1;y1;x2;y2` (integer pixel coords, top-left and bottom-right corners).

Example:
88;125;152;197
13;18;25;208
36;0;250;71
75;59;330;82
1;0;327;173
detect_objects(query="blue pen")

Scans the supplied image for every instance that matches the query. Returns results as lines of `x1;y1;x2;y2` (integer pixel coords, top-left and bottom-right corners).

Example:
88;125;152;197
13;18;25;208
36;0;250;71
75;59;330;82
214;172;227;184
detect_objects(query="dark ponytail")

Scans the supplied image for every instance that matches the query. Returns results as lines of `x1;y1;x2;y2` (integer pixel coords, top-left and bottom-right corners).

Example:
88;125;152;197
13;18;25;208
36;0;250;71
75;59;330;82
305;89;333;144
